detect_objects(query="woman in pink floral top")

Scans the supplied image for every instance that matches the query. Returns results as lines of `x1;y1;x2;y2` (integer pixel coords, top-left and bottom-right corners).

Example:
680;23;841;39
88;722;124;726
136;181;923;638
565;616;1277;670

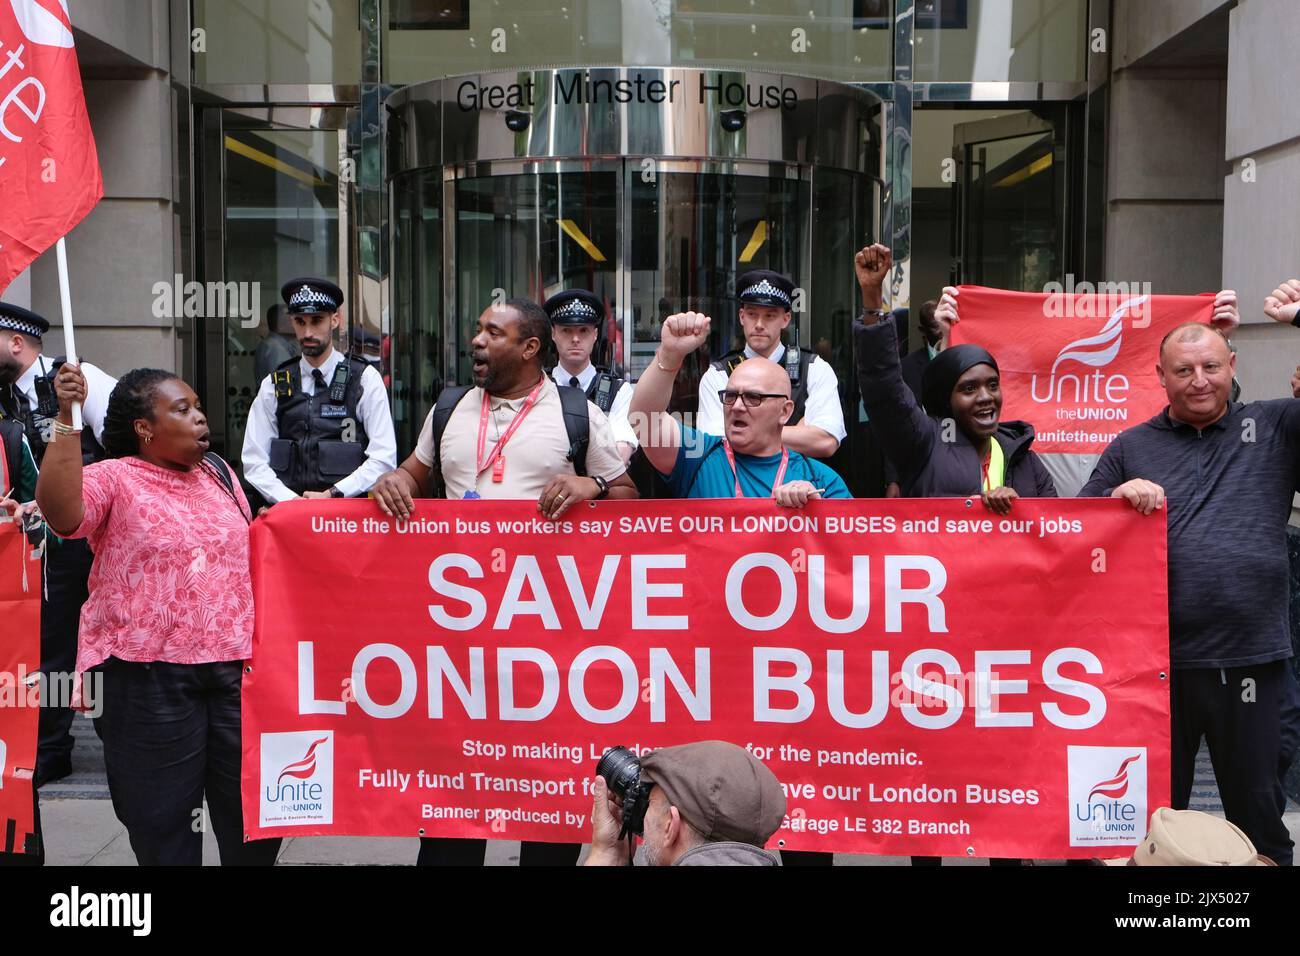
37;365;280;866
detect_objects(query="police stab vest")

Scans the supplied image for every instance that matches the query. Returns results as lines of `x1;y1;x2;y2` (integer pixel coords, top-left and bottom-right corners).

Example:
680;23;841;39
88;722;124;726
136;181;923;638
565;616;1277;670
711;345;812;426
270;356;370;494
13;357;108;467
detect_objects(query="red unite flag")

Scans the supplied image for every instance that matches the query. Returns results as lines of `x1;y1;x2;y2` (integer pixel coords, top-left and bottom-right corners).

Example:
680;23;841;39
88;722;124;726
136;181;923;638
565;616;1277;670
0;0;102;292
948;286;1213;454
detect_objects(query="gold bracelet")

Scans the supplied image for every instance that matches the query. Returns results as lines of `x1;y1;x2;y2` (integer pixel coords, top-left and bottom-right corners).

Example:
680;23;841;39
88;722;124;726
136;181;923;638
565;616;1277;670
52;420;82;437
655;355;681;373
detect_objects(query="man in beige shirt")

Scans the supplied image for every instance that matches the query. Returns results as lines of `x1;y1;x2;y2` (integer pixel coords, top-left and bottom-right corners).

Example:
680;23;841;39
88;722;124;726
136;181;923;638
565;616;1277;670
372;298;635;516
370;296;637;867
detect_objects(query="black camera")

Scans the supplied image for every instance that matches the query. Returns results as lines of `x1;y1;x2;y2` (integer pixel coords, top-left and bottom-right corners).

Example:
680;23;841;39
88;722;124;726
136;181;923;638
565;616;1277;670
504;109;531;132
596;746;654;838
719;108;746;132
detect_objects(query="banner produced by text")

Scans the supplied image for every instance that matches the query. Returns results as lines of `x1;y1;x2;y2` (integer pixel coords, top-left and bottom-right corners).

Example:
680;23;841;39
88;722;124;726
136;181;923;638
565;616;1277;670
243;499;1170;858
0;523;41;855
948;286;1213;455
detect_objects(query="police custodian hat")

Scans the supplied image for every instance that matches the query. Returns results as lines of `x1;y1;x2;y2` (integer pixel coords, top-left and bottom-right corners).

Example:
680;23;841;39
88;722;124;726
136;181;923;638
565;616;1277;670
281;277;344;315
543;289;605;327
736;270;794;311
640;741;787;847
0;302;50;339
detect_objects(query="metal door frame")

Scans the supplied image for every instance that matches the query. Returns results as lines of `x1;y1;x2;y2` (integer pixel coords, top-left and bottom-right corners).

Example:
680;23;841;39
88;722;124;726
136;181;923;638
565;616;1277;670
192;103;354;458
951;110;1063;287
434;156;824;378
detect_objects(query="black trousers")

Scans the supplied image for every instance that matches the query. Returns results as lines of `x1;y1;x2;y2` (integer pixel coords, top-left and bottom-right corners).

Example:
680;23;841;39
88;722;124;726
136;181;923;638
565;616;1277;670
1171;661;1297;866
416;837;581;866
94;658;281;866
36;539;93;783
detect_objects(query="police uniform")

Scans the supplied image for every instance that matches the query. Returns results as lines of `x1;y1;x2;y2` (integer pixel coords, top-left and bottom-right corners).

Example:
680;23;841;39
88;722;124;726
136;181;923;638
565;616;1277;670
0;302;118;787
543;289;638;450
695;270;847;454
242;279;397;501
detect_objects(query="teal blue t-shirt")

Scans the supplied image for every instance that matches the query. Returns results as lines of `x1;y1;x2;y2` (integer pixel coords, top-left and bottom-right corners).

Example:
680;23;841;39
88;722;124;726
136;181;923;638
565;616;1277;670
664;425;852;499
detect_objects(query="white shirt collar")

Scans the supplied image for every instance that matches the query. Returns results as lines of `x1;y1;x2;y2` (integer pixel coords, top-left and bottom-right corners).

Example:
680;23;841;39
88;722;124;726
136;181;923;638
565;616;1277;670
300;348;343;390
744;342;785;365
13;354;51;403
552;362;596;391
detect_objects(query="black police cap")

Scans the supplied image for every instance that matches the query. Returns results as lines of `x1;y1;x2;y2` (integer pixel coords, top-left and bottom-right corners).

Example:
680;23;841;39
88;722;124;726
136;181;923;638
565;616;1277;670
0;301;50;339
544;289;606;327
736;270;794;310
282;277;344;315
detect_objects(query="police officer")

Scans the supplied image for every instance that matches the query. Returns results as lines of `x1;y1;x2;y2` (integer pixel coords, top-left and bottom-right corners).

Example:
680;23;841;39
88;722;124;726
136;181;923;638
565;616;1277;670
0;301;118;786
543;289;637;464
242;278;397;503
696;270;847;459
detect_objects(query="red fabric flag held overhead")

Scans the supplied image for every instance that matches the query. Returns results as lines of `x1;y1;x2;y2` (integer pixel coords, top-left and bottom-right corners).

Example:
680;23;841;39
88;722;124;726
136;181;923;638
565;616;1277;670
0;0;102;292
948;286;1213;454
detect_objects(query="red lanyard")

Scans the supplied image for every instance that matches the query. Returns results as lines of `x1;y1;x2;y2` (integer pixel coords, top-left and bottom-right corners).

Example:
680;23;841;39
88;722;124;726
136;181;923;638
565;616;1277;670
722;441;789;498
476;380;544;482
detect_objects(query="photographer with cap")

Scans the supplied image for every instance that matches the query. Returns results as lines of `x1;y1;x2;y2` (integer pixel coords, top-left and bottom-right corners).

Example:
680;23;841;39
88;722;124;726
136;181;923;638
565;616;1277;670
584;741;787;866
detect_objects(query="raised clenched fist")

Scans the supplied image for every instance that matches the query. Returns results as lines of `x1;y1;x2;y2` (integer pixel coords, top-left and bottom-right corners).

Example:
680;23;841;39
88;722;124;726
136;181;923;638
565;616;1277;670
1264;279;1300;324
854;243;892;291
659;311;712;359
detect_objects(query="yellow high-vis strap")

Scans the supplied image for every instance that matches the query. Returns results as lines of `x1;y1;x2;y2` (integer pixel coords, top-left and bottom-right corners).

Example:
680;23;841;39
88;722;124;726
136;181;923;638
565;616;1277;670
982;438;1005;492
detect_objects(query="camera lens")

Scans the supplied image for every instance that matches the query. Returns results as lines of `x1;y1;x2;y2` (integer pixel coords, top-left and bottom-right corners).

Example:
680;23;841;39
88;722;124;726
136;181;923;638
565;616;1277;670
505;110;531;132
596;746;641;799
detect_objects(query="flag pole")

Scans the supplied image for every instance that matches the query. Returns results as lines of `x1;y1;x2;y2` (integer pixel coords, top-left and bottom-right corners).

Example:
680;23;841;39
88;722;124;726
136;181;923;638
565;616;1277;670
53;237;82;432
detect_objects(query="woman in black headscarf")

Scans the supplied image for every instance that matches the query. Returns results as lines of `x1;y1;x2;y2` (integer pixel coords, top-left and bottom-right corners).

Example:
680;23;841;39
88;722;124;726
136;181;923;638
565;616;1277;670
852;245;1056;512
852;244;1055;868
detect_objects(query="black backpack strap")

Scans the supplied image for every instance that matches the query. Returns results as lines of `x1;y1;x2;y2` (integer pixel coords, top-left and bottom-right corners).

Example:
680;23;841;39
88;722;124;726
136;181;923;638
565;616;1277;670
556;384;590;478
1;420;21;492
430;385;474;475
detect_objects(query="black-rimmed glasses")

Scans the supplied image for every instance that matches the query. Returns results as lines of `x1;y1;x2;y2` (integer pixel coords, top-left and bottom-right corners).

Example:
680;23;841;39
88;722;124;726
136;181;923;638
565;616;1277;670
719;389;788;408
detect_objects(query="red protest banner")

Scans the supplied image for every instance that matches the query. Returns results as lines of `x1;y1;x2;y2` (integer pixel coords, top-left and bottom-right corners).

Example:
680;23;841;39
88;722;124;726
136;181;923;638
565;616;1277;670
0;0;103;290
242;499;1170;859
948;286;1212;454
0;522;40;855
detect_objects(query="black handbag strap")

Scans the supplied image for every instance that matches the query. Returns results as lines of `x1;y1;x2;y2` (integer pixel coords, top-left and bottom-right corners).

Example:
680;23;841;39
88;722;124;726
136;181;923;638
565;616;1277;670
201;451;250;524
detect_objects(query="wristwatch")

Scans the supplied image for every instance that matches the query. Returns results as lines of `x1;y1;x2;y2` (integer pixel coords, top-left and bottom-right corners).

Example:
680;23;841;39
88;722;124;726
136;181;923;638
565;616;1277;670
862;308;891;324
592;475;610;500
328;486;345;499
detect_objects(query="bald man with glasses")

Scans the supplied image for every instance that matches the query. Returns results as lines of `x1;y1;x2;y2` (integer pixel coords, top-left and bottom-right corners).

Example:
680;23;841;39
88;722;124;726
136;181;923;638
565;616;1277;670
631;311;850;506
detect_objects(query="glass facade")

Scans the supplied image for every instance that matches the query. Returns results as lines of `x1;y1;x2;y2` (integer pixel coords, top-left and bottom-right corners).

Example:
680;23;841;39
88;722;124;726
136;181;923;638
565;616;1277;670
913;0;1088;83
193;0;362;85
382;1;893;85
184;0;1095;491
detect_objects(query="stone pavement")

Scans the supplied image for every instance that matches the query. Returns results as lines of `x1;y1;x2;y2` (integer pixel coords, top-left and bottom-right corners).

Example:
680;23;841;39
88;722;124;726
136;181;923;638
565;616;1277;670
36;716;1300;865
